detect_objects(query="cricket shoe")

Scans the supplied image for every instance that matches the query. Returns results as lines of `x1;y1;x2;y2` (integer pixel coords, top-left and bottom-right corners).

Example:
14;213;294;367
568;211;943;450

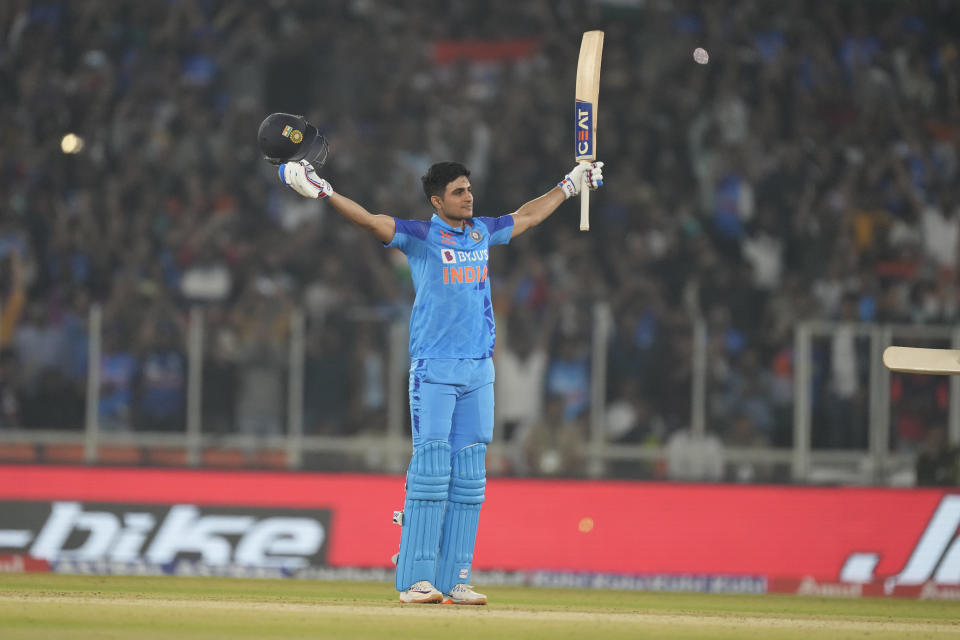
399;580;443;604
442;584;487;605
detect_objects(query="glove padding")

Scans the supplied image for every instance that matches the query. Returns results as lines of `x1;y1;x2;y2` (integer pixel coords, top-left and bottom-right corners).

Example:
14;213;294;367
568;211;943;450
558;161;604;199
279;160;333;199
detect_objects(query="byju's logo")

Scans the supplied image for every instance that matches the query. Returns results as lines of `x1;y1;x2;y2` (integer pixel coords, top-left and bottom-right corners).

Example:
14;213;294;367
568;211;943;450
840;495;960;589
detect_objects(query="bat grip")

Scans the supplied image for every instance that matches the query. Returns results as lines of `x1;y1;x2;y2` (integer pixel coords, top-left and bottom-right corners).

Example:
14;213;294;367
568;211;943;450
579;163;590;231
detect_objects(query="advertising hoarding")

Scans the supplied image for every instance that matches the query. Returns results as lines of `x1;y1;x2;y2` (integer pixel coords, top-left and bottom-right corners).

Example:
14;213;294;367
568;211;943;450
0;465;956;597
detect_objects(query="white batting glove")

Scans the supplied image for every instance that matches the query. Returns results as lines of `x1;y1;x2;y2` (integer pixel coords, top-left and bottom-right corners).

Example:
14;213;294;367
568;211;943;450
279;160;333;199
558;161;604;199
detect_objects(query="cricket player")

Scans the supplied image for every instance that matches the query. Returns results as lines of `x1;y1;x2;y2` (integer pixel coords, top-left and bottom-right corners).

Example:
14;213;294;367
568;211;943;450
259;113;604;604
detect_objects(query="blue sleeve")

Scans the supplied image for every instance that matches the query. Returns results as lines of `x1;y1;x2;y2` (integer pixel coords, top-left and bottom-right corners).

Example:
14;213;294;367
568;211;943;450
477;216;514;246
386;218;430;253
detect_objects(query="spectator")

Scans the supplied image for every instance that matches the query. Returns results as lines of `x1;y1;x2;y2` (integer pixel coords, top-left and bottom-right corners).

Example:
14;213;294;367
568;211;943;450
724;413;776;482
545;333;590;422
12;301;66;393
822;293;869;449
0;349;23;428
350;325;387;434
21;368;84;430
99;327;137;431
201;306;239;436
664;428;725;482
605;377;666;446
303;318;351;435
234;288;288;439
0;250;26;350
132;317;188;432
915;425;959;486
516;394;587;477
494;312;552;442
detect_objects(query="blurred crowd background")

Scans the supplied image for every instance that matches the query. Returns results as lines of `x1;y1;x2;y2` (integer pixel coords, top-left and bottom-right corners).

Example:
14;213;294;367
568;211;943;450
0;0;958;484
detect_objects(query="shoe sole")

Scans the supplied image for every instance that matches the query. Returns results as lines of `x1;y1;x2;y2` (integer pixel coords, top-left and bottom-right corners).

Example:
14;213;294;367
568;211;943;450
399;593;443;604
441;598;487;605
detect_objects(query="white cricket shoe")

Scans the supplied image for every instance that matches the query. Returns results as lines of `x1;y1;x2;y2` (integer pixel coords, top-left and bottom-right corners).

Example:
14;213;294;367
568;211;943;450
399;580;443;604
442;584;487;605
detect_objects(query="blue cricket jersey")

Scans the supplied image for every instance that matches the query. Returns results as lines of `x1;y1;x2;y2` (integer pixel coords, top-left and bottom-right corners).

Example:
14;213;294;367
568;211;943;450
386;213;514;359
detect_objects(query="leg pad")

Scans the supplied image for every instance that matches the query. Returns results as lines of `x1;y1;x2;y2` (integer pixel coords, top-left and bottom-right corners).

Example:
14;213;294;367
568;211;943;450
435;443;486;594
395;440;451;591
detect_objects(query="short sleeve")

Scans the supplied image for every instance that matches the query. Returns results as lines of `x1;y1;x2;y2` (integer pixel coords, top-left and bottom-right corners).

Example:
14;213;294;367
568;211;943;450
476;216;514;246
386;218;430;252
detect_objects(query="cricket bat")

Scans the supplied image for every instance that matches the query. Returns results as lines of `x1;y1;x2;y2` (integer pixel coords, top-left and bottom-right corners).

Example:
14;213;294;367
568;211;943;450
575;30;604;232
883;346;960;375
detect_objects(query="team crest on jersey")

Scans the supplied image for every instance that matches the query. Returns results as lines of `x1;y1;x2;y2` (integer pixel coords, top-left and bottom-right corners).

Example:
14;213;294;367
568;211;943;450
440;248;457;264
470;229;482;242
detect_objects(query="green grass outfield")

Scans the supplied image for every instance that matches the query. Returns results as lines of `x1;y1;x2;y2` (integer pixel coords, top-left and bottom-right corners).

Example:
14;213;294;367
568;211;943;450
2;573;960;639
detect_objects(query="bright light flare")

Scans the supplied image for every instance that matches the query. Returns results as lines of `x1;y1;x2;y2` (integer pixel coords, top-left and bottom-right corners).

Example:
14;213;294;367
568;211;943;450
61;133;85;154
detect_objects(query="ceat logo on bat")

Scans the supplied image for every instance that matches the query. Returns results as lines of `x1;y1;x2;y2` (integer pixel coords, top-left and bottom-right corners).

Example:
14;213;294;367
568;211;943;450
575;99;593;157
441;249;457;264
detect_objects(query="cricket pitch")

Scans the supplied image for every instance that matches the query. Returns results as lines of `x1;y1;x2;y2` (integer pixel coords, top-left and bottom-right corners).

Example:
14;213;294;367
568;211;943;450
2;573;959;639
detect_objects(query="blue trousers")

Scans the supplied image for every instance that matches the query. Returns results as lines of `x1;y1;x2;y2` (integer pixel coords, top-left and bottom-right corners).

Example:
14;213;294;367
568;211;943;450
409;357;495;449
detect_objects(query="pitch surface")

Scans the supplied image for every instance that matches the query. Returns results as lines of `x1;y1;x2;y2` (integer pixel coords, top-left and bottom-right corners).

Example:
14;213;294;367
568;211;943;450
2;574;959;639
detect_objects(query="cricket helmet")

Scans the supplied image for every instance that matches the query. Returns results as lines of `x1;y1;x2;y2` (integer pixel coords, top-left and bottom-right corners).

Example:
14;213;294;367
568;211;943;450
257;112;329;167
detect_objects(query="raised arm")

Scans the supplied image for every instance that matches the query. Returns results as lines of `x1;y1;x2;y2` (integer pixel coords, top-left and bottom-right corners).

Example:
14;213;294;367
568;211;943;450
510;162;604;238
510;188;567;238
279;161;395;244
326;192;396;244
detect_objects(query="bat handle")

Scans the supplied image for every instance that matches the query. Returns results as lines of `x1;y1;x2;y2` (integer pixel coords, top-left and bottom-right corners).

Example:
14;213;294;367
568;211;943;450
579;162;590;231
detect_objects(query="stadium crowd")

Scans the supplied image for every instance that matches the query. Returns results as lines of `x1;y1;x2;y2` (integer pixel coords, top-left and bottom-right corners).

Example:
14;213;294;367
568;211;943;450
0;0;958;482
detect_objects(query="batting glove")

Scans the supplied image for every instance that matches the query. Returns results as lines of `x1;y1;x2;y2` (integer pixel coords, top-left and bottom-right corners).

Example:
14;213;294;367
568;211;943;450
558;161;604;199
279;160;333;199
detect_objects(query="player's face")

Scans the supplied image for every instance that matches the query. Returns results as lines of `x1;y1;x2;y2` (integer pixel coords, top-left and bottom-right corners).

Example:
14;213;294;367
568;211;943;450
435;176;473;225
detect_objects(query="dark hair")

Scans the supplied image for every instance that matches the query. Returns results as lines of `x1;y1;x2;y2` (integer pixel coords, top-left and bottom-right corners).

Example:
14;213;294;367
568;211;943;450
421;162;470;202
